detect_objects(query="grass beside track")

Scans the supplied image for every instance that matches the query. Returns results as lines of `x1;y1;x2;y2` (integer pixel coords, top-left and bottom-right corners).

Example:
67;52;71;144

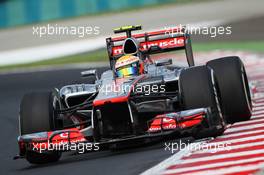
1;41;264;71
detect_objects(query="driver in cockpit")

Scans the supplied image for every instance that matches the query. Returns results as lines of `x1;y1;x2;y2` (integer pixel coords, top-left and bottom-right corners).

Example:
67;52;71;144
115;37;145;78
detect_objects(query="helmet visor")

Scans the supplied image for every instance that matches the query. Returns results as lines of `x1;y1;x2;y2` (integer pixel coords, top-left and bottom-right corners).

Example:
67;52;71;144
116;63;139;77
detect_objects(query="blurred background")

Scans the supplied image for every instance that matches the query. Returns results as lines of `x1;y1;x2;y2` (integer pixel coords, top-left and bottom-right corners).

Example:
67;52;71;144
0;0;178;28
0;0;263;70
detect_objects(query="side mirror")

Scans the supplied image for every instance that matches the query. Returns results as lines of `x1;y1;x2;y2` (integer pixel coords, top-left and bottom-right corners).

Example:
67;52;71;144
155;59;172;66
81;69;98;80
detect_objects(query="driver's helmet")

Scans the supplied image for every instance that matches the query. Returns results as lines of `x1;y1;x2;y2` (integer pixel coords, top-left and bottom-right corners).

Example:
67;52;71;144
115;54;143;78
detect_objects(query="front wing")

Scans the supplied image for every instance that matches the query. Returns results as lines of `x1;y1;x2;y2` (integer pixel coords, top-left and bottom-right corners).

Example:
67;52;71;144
14;107;220;159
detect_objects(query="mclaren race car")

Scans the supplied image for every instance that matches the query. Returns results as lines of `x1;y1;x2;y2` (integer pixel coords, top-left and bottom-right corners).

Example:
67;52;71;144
15;25;252;164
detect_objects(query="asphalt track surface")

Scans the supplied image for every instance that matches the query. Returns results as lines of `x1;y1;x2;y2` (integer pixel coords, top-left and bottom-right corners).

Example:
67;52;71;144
0;67;194;175
1;11;264;175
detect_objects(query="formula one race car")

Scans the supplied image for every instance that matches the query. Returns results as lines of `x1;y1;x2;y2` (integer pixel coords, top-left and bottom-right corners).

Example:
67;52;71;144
15;25;252;164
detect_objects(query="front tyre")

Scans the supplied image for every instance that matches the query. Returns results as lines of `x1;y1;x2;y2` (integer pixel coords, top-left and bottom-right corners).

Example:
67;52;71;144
207;56;252;123
20;91;61;164
179;66;224;138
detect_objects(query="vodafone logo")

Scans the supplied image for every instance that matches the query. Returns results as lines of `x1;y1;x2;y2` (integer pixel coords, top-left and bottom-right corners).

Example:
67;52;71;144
113;46;123;55
163;118;174;123
60;133;69;138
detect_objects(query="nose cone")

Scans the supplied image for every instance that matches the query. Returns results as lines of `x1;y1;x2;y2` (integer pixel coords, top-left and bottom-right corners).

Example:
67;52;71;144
123;38;139;55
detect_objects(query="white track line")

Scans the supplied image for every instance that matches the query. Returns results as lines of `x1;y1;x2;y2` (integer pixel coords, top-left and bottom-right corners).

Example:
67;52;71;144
164;164;263;175
164;157;264;174
182;149;264;164
226;124;264;133
195;141;264;154
253;103;264;107
206;135;264;145
142;137;264;175
140;142;205;175
253;100;264;105
253;106;264;111
220;128;264;139
252;110;264;116
231;118;264;127
251;114;264;119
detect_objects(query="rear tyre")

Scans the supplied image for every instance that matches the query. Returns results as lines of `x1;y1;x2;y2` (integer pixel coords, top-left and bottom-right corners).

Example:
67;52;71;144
179;66;224;138
20;91;61;164
207;56;252;123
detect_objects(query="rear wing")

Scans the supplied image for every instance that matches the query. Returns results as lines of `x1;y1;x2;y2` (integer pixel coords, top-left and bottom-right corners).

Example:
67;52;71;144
106;26;194;69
